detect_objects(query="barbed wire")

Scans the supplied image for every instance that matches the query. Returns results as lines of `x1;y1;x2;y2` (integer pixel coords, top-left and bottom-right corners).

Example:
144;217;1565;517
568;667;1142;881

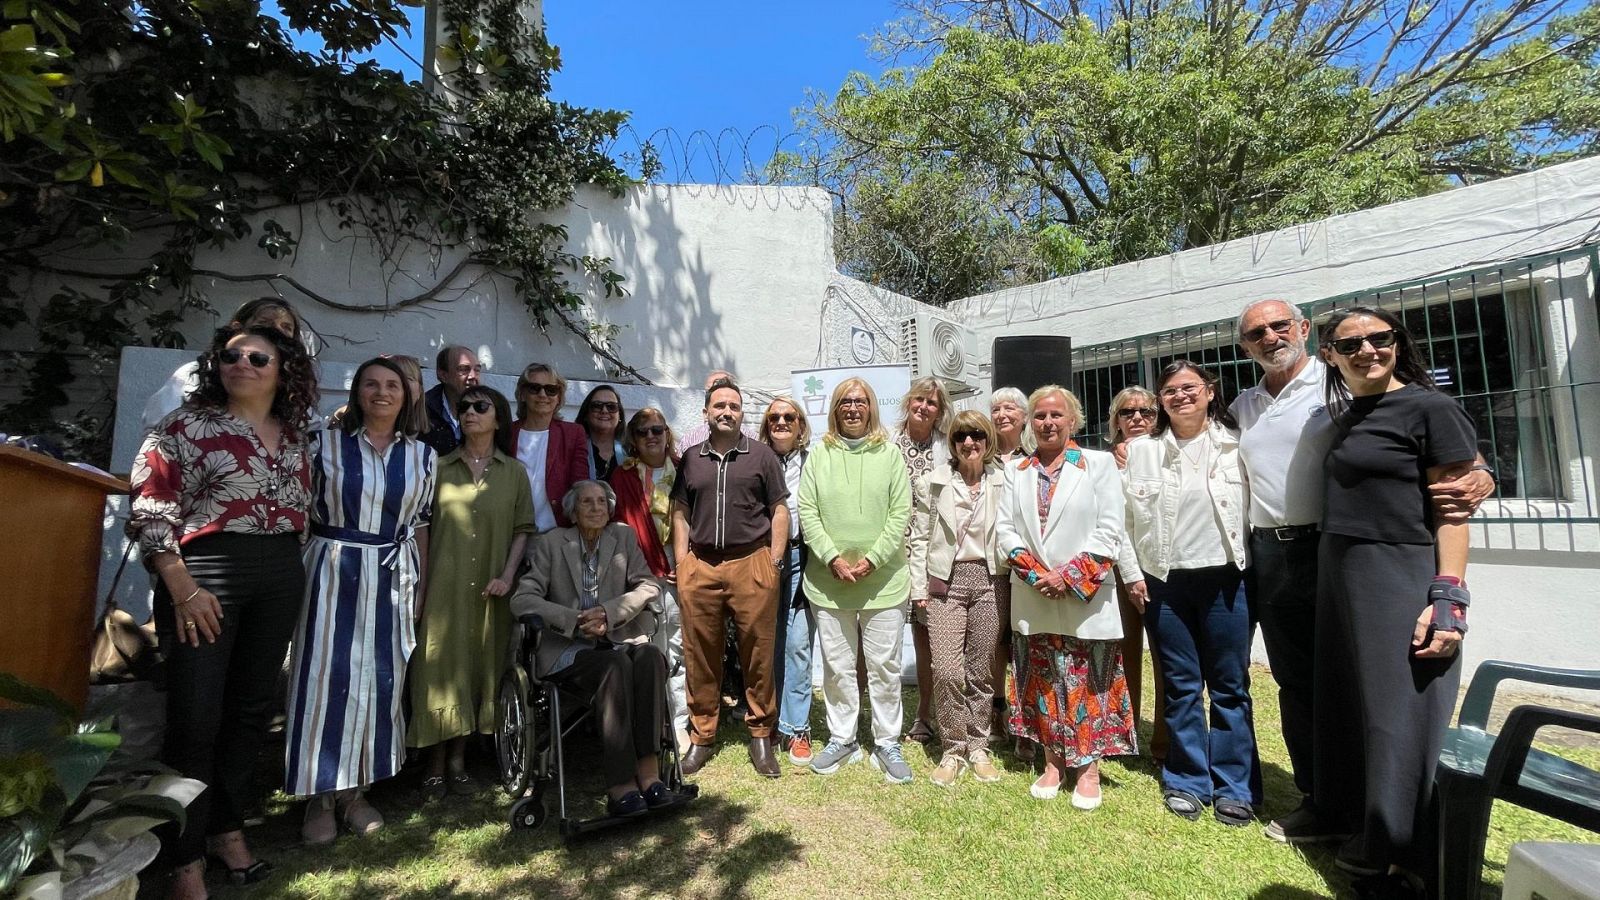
601;125;839;212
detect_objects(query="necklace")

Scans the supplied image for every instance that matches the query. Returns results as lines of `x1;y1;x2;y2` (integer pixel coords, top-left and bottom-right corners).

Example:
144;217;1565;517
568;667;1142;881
1178;433;1209;473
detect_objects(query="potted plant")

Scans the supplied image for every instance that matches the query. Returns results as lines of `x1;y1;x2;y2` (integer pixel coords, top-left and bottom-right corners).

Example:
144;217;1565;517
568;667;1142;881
1;674;202;900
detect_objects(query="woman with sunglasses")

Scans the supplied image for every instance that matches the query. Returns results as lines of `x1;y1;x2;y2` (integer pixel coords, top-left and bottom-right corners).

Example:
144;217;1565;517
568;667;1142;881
140;297;310;432
998;385;1141;807
285;357;435;845
609;407;688;744
908;411;1010;786
1123;362;1260;826
1108;386;1159;470
758;396;815;766
512;363;588;531
407;386;535;801
128;325;317;898
578;385;627;480
1314;308;1477;899
1105;385;1167;763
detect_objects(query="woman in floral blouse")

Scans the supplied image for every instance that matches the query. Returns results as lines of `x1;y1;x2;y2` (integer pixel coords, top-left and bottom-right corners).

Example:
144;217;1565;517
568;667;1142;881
128;324;318;899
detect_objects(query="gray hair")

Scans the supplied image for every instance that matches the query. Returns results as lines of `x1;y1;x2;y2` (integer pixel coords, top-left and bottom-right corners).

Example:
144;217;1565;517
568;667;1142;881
989;386;1028;409
1236;298;1305;339
561;479;616;521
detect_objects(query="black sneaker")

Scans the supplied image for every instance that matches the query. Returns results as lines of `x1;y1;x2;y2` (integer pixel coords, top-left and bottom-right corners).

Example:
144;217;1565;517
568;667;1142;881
641;781;678;809
1264;800;1353;844
606;790;648;818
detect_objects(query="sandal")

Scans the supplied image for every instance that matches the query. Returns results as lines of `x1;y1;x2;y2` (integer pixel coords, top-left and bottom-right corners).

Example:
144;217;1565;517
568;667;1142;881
207;854;274;886
447;772;474;796
905;718;936;745
421;775;447;802
1162;789;1203;821
1213;798;1255;828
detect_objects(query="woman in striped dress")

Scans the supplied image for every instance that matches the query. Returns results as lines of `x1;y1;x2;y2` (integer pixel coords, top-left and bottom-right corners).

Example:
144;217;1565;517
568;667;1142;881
286;357;436;845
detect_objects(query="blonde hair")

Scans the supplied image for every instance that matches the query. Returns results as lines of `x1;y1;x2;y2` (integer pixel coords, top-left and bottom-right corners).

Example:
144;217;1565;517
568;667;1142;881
898;376;953;435
388;355;431;435
1107;385;1159;443
759;396;811;449
1027;384;1084;435
823;377;888;446
516;362;569;421
946;410;999;467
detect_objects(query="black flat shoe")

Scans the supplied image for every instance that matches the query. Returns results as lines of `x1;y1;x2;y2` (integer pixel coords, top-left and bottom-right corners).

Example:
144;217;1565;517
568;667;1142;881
208;855;274;885
1213;798;1254;827
1162;789;1204;821
641;781;678;809
606;790;648;818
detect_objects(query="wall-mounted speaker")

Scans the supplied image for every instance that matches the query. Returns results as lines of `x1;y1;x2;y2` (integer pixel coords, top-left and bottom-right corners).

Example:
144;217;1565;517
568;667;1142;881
991;336;1073;398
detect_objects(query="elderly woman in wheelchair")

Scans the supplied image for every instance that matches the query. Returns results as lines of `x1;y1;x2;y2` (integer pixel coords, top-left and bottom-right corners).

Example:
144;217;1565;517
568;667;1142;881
509;479;680;818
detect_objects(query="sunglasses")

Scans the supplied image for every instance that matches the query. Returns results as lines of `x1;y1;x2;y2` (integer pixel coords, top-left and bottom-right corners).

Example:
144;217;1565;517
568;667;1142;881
1117;407;1157;419
456;398;493;415
633;425;667;437
219;348;274;368
953;430;988;443
521;383;561;397
589;401;621;413
1242;319;1295;343
1329;329;1397;356
767;412;797;424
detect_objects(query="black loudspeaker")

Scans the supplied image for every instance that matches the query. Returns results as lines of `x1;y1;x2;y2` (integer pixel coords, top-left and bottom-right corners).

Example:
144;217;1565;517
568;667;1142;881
991;336;1073;397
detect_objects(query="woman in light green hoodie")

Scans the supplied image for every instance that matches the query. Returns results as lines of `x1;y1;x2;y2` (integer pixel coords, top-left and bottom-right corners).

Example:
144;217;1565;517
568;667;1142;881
797;377;914;783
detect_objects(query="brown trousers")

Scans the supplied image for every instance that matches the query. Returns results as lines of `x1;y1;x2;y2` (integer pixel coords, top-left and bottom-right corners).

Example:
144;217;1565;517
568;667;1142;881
679;545;778;742
1118;576;1169;760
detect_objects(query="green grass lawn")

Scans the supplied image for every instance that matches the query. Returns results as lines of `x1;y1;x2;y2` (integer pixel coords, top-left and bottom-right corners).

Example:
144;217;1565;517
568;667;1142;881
212;662;1598;900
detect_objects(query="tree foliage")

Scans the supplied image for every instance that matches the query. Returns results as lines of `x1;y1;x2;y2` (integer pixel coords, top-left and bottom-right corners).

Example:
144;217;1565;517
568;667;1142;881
0;0;631;457
791;0;1600;305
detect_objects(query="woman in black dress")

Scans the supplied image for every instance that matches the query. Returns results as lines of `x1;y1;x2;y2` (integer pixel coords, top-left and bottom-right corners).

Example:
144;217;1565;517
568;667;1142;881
1313;306;1478;899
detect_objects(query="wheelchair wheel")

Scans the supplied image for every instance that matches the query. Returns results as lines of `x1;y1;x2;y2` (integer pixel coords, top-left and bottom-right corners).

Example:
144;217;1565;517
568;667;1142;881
509;789;546;830
495;666;534;797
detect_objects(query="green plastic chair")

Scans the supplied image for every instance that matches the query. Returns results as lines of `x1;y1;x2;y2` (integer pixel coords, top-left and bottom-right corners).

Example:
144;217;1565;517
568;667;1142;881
1435;660;1600;899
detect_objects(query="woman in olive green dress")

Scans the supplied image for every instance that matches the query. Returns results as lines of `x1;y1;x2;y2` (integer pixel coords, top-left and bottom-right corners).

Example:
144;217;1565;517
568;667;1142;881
408;385;535;800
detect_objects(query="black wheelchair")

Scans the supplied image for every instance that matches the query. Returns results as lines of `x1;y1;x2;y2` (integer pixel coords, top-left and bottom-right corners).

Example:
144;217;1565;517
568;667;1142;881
495;612;698;838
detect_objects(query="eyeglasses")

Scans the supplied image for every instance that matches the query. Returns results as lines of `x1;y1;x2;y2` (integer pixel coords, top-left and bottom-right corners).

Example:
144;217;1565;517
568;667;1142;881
521;383;561;397
1159;383;1207;400
1328;329;1397;356
634;425;667;437
219;348;274;368
767;412;797;424
1117;407;1158;419
953;430;988;443
1242;319;1295;343
837;397;869;408
589;401;620;413
456;399;493;414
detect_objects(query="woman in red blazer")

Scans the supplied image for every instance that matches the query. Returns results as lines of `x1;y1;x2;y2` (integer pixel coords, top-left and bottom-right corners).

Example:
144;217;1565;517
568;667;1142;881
511;363;589;530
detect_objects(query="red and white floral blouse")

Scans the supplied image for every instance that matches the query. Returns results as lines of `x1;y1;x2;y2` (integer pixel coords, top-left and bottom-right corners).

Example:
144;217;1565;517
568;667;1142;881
127;406;312;562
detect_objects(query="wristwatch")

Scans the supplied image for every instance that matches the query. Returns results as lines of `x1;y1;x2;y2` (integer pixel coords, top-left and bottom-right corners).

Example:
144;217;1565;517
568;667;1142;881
1470;462;1496;479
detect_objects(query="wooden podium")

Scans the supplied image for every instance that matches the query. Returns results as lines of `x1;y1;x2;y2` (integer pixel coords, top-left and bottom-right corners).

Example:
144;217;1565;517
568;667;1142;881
0;445;129;711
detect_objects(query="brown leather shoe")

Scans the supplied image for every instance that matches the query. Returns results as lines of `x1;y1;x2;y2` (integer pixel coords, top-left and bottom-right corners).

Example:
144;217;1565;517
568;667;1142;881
680;742;717;776
748;737;780;778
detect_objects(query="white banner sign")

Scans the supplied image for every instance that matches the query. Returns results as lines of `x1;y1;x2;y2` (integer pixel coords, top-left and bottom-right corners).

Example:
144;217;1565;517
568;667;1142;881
790;364;911;444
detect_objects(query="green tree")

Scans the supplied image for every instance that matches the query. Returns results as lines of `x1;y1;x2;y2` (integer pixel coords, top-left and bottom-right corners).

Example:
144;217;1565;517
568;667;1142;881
0;0;633;458
791;0;1600;305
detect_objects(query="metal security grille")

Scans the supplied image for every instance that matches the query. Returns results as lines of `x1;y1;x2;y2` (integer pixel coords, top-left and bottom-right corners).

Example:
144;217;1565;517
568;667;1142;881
1071;246;1600;538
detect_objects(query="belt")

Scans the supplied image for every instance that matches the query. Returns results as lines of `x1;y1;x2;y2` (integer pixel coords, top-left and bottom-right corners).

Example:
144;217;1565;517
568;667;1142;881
309;523;419;586
1250;524;1319;542
690;539;768;565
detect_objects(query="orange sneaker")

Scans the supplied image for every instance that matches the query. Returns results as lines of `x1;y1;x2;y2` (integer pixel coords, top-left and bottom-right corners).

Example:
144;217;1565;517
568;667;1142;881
785;731;813;767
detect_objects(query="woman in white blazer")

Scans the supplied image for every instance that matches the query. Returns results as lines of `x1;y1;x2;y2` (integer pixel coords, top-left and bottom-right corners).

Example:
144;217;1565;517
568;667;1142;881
908;410;1011;787
1123;361;1260;829
996;385;1144;809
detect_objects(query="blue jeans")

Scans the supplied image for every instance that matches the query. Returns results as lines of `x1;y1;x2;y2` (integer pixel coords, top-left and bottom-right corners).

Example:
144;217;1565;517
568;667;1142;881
776;543;816;737
1144;565;1262;805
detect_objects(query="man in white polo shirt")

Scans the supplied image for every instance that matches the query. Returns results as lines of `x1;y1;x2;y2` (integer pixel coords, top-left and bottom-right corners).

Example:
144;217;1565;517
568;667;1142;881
1232;298;1494;846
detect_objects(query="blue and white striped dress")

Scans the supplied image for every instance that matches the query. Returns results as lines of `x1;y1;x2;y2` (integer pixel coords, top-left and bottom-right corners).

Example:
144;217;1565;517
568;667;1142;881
285;428;436;796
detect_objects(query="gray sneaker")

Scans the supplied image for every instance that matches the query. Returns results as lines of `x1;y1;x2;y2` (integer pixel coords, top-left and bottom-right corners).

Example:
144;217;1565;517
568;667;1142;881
810;739;863;775
870;742;914;784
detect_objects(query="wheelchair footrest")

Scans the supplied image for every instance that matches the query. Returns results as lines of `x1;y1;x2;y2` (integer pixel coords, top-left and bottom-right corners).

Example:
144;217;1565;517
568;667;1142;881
558;787;699;840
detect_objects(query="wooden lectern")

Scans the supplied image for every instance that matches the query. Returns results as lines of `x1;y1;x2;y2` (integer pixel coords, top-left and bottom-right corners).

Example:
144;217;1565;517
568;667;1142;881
0;445;130;711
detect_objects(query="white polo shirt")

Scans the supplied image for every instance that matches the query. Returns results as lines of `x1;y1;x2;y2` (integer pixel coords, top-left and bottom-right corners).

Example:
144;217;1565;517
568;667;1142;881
1230;360;1336;528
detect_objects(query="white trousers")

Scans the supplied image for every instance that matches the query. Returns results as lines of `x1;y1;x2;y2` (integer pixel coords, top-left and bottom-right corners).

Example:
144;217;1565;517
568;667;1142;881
650;579;689;738
814;604;906;748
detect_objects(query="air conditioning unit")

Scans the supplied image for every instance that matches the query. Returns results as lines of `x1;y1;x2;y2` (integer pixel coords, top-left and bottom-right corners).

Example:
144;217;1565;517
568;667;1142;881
900;313;979;396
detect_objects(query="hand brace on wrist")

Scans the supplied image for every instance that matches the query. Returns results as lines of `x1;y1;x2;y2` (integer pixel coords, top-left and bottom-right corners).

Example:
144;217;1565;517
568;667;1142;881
1429;576;1470;635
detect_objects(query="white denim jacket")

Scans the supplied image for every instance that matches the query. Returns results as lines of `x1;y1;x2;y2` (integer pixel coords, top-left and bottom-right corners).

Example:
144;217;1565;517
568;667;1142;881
1121;420;1249;582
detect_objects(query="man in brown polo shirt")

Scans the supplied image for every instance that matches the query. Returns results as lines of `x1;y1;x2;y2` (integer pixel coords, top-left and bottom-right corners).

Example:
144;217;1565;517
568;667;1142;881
670;377;790;777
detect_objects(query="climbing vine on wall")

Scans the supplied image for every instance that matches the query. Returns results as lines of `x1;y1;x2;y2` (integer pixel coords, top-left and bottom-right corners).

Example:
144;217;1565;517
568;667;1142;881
0;0;638;462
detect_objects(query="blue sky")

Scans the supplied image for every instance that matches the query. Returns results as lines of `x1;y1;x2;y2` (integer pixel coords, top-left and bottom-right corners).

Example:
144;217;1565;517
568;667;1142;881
290;1;901;179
